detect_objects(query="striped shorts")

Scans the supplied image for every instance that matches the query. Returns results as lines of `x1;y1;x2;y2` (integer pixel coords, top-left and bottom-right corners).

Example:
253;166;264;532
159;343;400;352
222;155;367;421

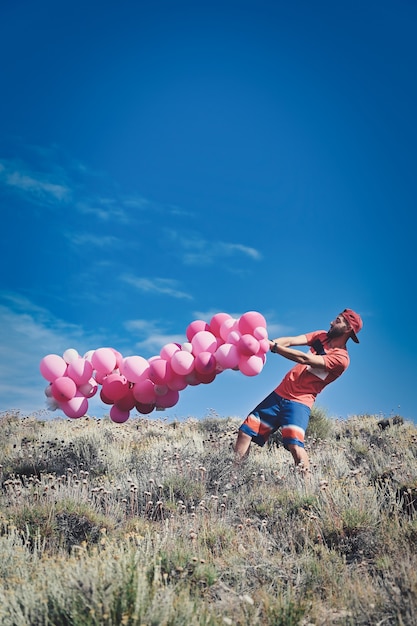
239;391;310;448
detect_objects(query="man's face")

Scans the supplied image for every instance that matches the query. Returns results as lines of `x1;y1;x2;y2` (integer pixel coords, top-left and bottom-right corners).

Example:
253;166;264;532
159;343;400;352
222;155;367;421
327;314;350;338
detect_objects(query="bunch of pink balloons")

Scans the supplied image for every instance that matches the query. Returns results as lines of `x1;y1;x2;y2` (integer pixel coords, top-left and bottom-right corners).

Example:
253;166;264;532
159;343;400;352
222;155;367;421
40;310;269;423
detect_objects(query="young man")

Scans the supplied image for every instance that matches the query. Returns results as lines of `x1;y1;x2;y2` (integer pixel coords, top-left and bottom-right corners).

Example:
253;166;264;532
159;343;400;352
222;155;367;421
234;309;363;471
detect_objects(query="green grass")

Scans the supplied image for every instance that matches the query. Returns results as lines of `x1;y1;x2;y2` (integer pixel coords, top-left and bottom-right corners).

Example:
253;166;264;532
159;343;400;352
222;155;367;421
0;410;417;625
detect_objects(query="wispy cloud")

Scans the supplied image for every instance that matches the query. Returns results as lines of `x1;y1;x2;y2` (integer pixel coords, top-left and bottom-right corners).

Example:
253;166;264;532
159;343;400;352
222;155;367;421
76;199;131;222
65;232;121;248
220;242;261;260
0;161;70;203
167;231;262;265
0;292;160;417
0;151;189;228
134;333;185;354
124;317;185;354
0;294;98;415
122;275;193;300
122;197;151;210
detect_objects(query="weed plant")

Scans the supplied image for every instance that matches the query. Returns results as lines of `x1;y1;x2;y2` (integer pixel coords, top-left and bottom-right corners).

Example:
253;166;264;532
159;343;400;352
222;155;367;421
0;409;417;625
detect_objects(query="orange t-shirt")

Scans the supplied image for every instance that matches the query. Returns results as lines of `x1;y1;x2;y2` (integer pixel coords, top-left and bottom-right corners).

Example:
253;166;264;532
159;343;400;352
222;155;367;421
274;331;350;408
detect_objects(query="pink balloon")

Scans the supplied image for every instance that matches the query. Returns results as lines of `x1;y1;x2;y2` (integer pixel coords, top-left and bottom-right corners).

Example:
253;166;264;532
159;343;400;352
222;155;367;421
238;311;267;335
67;357;93;385
209;313;231;338
102;373;129;402
160;343;181;360
214;343;240;370
186;319;210;342
226;330;241;345
181;342;193;353
156;389;180;409
78;378;98;398
115;387;136;411
110;405;130;423
238;334;260;356
133;378;157;404
219;318;239;341
100;388;114;405
194;351;217;375
122;356;150;383
40;354;67;382
185;371;201;386
149;358;171;385
195;370;217;384
258;338;271;354
51;376;77;402
171;350;195;375
63;348;79;364
191;330;217;355
61;394;89;418
238;354;264;376
167;372;188;391
112;349;124;370
94;370;107;384
154;384;169;396
91;348;117;374
136;402;155;415
253;326;268;340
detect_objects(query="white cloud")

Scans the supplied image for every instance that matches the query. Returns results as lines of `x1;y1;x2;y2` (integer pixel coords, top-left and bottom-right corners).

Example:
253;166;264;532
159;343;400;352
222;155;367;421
0;293;138;418
124;318;185;355
167;231;262;265
122;275;193;300
122;196;151;210
124;318;162;334
219;242;261;260
1;165;70;202
65;232;121;247
135;333;186;354
76;199;132;222
0;296;92;415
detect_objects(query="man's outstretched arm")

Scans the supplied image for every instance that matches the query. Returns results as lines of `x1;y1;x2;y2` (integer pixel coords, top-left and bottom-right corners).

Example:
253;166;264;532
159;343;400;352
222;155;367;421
269;335;326;369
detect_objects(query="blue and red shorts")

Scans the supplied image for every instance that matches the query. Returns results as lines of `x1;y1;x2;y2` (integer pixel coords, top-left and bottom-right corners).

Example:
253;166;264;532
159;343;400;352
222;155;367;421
239;391;310;448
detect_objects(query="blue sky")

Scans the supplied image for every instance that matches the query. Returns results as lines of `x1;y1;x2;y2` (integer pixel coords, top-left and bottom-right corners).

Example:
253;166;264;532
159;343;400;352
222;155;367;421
1;0;416;423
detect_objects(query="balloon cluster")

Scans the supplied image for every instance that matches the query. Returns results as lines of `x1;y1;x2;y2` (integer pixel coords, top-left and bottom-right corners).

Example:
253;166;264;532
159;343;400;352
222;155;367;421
40;311;269;423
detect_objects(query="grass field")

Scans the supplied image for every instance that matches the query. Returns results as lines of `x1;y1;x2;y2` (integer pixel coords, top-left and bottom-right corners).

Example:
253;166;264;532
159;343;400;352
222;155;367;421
1;408;416;625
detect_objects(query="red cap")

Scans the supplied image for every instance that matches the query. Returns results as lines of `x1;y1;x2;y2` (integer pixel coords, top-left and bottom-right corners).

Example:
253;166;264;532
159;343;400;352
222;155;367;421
341;309;363;343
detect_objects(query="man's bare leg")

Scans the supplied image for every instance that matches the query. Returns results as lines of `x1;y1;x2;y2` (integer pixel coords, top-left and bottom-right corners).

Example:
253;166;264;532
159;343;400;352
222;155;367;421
234;430;252;461
287;443;310;477
225;431;253;489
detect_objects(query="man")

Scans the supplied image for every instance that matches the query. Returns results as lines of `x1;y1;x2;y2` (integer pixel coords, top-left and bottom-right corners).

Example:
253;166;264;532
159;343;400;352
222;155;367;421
234;309;363;471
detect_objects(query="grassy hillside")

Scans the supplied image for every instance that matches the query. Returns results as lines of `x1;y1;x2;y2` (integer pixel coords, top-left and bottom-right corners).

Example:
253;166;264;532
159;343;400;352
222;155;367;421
0;409;416;625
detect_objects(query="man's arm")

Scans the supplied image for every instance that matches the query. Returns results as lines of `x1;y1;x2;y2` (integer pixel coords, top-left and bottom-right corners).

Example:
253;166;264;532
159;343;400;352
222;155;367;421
269;335;327;369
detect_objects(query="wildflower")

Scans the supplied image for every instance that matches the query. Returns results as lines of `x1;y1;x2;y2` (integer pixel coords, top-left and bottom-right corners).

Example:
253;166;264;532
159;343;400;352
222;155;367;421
241;594;254;605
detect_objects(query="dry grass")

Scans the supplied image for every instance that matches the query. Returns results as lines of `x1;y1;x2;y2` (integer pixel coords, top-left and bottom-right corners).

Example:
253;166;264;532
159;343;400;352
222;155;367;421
0;409;417;625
